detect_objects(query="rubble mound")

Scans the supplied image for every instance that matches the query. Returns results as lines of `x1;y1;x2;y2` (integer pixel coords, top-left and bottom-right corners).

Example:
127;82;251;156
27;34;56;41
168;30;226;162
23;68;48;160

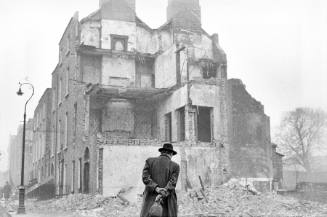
178;180;327;217
25;181;327;217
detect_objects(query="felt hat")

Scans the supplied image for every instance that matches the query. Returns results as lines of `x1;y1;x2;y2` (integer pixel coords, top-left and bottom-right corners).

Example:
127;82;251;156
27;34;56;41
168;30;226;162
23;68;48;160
158;143;177;155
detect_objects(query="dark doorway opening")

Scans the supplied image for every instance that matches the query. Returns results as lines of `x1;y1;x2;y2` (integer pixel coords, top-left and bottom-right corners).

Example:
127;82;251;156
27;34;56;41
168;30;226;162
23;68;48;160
59;160;64;195
165;113;172;142
197;107;212;142
83;162;90;193
83;148;90;194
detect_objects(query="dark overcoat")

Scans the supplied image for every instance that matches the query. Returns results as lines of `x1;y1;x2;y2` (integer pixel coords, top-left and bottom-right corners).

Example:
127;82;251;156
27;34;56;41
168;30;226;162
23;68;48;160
140;154;180;217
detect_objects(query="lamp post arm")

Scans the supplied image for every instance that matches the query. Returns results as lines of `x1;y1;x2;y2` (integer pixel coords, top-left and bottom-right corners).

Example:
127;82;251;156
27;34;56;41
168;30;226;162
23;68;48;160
19;82;35;114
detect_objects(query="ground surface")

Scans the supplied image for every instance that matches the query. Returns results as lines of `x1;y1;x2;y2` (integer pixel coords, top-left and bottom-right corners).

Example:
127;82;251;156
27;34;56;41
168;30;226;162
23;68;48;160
3;180;327;217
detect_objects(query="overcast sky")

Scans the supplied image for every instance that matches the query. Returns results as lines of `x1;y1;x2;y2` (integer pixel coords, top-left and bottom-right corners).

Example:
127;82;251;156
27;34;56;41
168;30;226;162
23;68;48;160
0;0;326;171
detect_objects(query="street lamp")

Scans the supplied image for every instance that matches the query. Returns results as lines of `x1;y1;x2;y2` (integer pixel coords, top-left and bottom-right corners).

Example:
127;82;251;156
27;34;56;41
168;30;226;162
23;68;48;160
16;82;34;214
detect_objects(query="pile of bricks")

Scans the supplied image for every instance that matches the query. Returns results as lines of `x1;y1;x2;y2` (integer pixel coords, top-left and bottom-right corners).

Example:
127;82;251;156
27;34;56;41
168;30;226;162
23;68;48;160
16;181;327;217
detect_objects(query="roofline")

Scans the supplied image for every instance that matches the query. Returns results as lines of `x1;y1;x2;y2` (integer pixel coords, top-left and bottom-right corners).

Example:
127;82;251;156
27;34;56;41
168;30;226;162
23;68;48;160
51;64;60;75
59;12;79;45
59;17;74;45
34;88;52;113
136;16;154;32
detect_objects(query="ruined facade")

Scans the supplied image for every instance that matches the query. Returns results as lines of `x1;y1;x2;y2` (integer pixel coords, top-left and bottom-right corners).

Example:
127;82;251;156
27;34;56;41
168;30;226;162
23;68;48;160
49;0;229;197
227;79;273;178
19;0;276;198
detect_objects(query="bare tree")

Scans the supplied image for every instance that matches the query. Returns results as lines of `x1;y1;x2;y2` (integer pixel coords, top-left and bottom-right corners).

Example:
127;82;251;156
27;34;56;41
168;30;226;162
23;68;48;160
275;108;327;172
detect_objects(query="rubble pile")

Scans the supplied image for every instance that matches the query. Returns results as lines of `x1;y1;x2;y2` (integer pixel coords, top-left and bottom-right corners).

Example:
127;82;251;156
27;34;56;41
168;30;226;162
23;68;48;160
24;181;327;217
30;194;113;213
178;181;327;217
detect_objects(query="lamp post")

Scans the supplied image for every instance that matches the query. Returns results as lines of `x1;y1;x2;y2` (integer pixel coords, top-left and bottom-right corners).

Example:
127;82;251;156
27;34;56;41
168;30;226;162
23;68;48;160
16;82;34;214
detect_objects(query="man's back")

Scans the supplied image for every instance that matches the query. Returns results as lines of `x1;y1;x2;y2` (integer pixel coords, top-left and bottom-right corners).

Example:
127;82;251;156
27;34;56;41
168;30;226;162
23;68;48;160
146;155;178;188
140;152;180;217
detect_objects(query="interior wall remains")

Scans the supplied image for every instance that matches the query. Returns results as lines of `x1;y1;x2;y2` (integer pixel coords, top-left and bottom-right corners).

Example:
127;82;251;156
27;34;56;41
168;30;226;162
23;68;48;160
102;57;135;87
155;46;177;88
101;145;228;199
101;20;136;51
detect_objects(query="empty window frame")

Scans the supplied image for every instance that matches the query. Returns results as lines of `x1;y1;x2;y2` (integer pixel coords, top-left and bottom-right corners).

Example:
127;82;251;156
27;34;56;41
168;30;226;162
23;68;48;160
164;113;172;142
200;60;217;79
71;160;75;194
78;158;82;192
73;103;77;140
177;107;185;141
196;107;213;142
65;66;70;96
64;112;68;149
58;77;63;104
57;120;62;153
111;34;128;51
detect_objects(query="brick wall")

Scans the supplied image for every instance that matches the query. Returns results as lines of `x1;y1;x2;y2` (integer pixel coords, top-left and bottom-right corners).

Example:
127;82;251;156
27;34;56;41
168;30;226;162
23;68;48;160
227;79;273;178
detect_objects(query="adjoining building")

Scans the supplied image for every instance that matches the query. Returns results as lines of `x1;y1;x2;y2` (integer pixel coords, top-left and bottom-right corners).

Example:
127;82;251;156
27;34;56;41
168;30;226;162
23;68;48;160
26;88;55;199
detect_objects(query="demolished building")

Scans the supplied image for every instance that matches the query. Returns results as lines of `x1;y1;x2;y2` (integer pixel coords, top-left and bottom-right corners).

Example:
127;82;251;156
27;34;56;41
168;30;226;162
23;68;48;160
22;0;275;199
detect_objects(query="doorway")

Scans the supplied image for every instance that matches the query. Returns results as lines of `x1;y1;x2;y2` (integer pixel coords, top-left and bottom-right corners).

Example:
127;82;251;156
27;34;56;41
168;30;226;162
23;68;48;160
83;148;90;193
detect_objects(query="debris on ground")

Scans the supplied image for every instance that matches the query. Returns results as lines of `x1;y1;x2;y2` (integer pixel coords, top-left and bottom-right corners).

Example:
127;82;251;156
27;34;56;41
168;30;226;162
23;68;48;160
11;180;327;217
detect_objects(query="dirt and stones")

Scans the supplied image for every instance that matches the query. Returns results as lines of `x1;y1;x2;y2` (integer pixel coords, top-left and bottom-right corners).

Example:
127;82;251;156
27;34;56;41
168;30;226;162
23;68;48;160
15;181;327;217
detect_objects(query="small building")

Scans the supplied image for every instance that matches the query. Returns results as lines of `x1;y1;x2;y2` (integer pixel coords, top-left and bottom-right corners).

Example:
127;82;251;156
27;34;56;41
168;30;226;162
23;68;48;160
271;143;284;189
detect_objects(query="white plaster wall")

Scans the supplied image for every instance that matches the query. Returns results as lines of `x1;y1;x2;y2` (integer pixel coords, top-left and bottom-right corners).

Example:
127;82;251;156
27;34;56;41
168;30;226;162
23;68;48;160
157;86;188;141
175;32;213;60
193;34;213;60
180;51;188;83
101;20;137;51
190;84;219;107
183;147;223;188
136;26;158;53
81;21;101;48
159;30;173;51
102;145;224;199
102;146;181;198
102;57;135;86
155;46;176;88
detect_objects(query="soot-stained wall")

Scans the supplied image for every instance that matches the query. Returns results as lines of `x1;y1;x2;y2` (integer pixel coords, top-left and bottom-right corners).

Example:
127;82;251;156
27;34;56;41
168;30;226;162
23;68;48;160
227;79;273;178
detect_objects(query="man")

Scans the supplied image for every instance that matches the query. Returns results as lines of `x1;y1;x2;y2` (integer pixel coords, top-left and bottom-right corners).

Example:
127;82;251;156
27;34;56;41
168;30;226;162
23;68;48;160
140;143;180;217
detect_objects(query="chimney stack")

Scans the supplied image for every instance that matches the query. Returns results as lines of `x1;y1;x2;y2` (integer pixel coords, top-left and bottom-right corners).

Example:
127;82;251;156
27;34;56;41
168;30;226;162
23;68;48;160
100;0;135;11
167;0;202;32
